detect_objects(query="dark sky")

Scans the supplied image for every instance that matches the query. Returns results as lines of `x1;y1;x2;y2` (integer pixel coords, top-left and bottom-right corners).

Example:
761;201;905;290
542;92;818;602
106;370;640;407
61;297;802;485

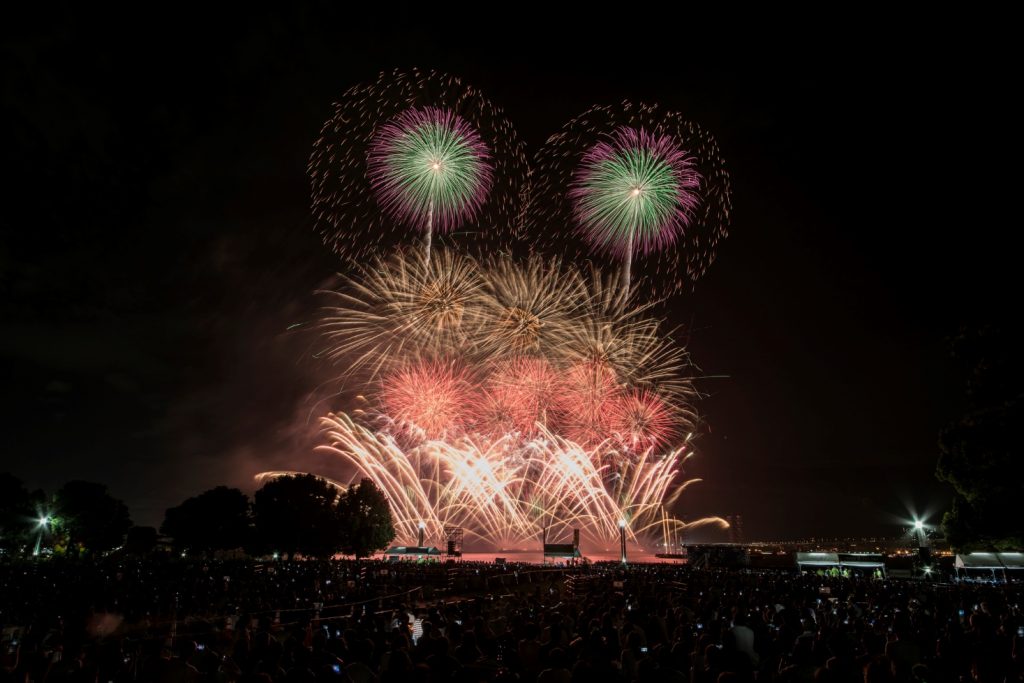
1;8;1015;540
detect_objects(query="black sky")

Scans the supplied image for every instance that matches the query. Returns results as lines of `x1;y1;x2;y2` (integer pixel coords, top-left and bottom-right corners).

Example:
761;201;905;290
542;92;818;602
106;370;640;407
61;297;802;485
1;8;1016;540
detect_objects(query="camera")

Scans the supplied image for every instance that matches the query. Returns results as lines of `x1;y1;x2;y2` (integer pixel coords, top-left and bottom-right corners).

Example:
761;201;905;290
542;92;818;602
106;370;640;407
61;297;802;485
640;647;648;653
332;664;341;674
196;644;205;652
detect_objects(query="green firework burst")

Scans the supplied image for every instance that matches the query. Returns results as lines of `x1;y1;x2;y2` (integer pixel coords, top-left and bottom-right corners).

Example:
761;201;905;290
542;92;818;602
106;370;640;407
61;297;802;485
368;107;493;233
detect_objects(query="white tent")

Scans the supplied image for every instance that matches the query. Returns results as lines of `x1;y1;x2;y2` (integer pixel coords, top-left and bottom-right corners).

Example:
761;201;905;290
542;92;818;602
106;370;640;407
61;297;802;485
796;552;885;572
955;552;1024;570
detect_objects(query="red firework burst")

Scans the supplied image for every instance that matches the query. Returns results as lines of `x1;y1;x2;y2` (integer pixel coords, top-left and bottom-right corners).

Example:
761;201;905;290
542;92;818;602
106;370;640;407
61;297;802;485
554;360;621;447
484;358;563;437
608;389;678;454
381;360;474;440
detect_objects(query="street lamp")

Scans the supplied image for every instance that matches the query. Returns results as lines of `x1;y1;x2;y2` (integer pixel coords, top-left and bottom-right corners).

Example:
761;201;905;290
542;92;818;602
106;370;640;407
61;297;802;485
912;519;927;547
418;521;426;548
33;514;51;556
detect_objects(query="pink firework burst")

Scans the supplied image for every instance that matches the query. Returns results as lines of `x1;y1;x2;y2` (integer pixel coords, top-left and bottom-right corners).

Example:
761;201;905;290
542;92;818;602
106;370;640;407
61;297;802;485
484;357;564;437
381;360;475;440
367;107;493;234
608;389;679;455
553;360;621;448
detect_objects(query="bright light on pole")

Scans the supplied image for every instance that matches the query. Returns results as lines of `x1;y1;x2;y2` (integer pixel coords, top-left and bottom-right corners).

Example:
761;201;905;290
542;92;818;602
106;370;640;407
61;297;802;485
33;513;52;556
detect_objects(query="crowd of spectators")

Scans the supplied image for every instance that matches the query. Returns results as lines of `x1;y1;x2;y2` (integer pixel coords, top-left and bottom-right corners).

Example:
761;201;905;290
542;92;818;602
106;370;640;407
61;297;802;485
2;558;1022;682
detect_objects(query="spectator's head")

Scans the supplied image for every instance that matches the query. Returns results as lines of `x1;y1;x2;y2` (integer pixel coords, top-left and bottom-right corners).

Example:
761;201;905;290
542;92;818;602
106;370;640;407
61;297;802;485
864;656;894;683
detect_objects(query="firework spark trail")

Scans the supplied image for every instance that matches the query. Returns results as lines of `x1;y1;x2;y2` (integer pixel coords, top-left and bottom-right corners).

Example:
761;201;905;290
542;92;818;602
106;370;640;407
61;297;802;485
526;102;732;296
301;413;723;548
310;69;527;260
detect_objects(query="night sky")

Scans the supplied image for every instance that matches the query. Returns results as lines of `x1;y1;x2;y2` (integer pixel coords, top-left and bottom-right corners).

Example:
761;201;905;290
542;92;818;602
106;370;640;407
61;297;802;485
2;9;1014;540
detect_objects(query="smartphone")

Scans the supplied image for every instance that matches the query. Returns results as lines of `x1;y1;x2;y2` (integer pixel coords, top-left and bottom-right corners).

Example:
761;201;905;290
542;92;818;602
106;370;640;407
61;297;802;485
640;647;648;653
332;664;341;674
196;644;205;652
1017;626;1024;638
959;609;965;617
696;623;703;630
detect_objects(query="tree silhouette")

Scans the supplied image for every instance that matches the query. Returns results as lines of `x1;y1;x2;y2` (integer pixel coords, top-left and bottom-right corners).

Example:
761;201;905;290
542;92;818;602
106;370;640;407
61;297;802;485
125;525;159;555
0;473;39;552
338;478;396;558
253;474;344;558
937;325;1024;551
53;480;131;554
161;486;251;553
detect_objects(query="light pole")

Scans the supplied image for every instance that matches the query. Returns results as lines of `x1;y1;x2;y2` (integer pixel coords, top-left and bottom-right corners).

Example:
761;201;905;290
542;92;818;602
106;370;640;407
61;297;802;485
619;519;627;564
33;515;51;556
913;519;932;578
418;521;426;548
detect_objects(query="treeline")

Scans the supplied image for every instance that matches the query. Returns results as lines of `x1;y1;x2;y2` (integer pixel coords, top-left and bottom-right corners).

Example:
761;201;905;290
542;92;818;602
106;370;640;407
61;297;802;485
0;473;395;559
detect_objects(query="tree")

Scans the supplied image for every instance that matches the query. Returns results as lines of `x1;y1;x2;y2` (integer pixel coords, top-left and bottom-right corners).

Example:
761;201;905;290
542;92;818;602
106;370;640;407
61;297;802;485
53;480;131;554
0;473;38;552
937;325;1024;551
338;478;395;558
253;474;344;558
161;486;251;553
125;526;159;555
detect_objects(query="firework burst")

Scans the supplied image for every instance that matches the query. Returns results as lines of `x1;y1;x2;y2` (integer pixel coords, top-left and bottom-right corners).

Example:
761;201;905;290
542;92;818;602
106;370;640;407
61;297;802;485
553;360;620;449
608;389;679;455
294;79;733;551
309;69;527;259
475;254;586;359
526;102;732;296
570;127;700;296
381;359;476;441
318;248;701;436
368;107;493;258
484;357;563;437
318;248;483;380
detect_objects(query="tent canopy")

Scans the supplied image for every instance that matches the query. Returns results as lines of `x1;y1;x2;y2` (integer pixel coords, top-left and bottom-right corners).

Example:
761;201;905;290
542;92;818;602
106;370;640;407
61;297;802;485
955;552;1024;570
796;552;885;570
384;546;442;556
